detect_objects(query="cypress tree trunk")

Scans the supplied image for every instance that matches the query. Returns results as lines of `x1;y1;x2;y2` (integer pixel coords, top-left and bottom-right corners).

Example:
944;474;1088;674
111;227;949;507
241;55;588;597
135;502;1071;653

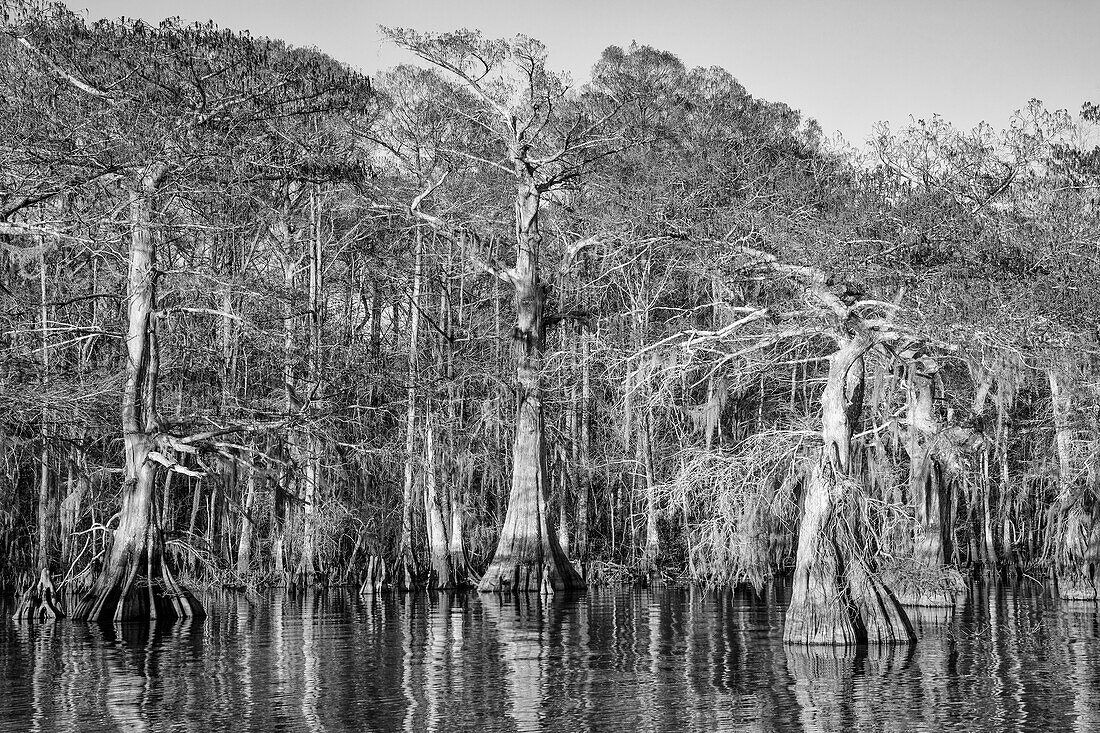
784;335;912;645
14;246;63;622
275;204;302;587
235;452;257;578
423;412;453;588
395;226;424;591
575;332;592;569
641;409;660;570
478;182;583;593
1049;368;1100;600
908;373;946;568
71;171;202;622
891;369;963;606
298;187;324;586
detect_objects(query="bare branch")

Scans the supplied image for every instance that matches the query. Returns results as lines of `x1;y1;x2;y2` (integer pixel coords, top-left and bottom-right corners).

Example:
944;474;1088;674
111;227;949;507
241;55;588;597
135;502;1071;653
406;173;516;285
9;34;113;99
146;451;205;478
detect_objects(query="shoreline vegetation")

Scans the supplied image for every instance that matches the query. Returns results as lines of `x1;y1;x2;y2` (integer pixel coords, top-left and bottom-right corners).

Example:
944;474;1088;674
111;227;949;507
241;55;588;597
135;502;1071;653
2;2;1099;645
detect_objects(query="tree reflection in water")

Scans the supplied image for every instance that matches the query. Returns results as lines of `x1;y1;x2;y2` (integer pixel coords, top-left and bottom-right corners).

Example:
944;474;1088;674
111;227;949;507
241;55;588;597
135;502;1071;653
1061;599;1100;732
2;584;1100;731
300;589;322;733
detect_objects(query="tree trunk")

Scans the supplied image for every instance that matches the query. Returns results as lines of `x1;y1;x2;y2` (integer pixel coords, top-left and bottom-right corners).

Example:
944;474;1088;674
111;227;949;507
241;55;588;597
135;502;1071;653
641;409;659;570
277;211;302;587
71;172;202;622
298;187;324;586
448;465;472;585
784;335;912;645
395;226;424;591
16;246;62;621
908;373;945;567
478;182;582;593
235;451;257;578
423;412;453;588
1049;368;1100;600
575;331;592;569
35;246;52;574
889;369;963;606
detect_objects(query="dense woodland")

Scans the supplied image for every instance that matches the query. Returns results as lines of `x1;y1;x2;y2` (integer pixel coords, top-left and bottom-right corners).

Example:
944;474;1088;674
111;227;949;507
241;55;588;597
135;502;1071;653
2;2;1100;644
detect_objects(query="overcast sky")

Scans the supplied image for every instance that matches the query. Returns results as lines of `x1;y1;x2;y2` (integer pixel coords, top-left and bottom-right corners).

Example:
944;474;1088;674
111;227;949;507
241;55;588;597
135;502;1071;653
70;0;1100;147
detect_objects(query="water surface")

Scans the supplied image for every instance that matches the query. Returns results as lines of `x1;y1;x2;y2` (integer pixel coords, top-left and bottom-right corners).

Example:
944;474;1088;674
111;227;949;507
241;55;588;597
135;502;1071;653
2;583;1098;731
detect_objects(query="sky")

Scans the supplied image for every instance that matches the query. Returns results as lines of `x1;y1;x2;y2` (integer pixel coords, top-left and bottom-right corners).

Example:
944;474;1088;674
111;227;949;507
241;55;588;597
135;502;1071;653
68;0;1100;147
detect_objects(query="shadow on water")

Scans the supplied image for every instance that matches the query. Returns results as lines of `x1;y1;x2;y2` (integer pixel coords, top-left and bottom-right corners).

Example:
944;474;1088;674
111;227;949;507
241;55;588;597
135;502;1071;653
2;582;1100;731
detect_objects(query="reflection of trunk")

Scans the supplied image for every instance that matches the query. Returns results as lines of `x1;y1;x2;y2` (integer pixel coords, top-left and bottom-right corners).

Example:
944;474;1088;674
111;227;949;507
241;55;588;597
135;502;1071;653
484;595;547;730
72;172;201;622
1062;601;1100;731
787;645;911;731
784;335;912;645
479;183;582;593
300;590;322;733
400;594;424;731
1050;368;1100;600
786;647;857;731
103;626;153;733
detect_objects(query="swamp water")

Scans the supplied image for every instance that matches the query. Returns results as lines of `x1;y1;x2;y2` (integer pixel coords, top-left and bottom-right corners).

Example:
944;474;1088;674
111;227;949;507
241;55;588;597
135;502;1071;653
1;583;1099;732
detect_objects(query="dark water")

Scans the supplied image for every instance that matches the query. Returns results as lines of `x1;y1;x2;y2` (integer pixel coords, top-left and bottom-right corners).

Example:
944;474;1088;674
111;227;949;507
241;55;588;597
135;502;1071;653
1;583;1099;732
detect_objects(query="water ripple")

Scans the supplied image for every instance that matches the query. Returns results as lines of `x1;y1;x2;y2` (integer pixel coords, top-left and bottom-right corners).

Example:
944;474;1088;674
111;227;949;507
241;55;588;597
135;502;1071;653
1;583;1098;732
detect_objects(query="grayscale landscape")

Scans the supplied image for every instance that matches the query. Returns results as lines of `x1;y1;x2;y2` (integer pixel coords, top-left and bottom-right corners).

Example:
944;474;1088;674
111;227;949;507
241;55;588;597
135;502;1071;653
2;1;1099;730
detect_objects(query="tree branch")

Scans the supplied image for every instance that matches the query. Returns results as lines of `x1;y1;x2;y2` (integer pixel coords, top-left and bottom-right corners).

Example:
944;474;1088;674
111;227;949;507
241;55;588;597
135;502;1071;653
9;34;113;100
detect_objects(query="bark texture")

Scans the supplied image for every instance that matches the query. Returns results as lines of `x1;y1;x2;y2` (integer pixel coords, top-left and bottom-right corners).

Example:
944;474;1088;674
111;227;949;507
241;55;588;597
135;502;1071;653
784;336;914;645
70;175;202;622
478;184;583;593
1050;368;1100;601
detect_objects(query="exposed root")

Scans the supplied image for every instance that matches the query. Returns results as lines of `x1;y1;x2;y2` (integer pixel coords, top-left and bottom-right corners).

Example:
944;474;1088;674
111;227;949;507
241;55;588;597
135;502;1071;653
479;558;583;594
847;559;915;644
71;549;204;622
12;568;64;622
784;464;915;646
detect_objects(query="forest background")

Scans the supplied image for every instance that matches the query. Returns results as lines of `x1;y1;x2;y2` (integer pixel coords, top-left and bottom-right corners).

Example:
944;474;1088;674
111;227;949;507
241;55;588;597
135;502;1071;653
2;1;1099;644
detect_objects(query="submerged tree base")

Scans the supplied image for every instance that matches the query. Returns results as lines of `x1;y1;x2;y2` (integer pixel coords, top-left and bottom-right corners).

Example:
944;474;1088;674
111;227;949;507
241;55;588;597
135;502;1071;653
783;549;915;646
359;554;390;595
784;458;915;646
478;557;584;594
12;568;64;622
71;555;204;623
1058;570;1098;601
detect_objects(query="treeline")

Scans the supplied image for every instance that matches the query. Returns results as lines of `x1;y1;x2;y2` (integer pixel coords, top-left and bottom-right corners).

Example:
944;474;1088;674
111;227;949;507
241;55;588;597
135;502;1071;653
2;3;1099;642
